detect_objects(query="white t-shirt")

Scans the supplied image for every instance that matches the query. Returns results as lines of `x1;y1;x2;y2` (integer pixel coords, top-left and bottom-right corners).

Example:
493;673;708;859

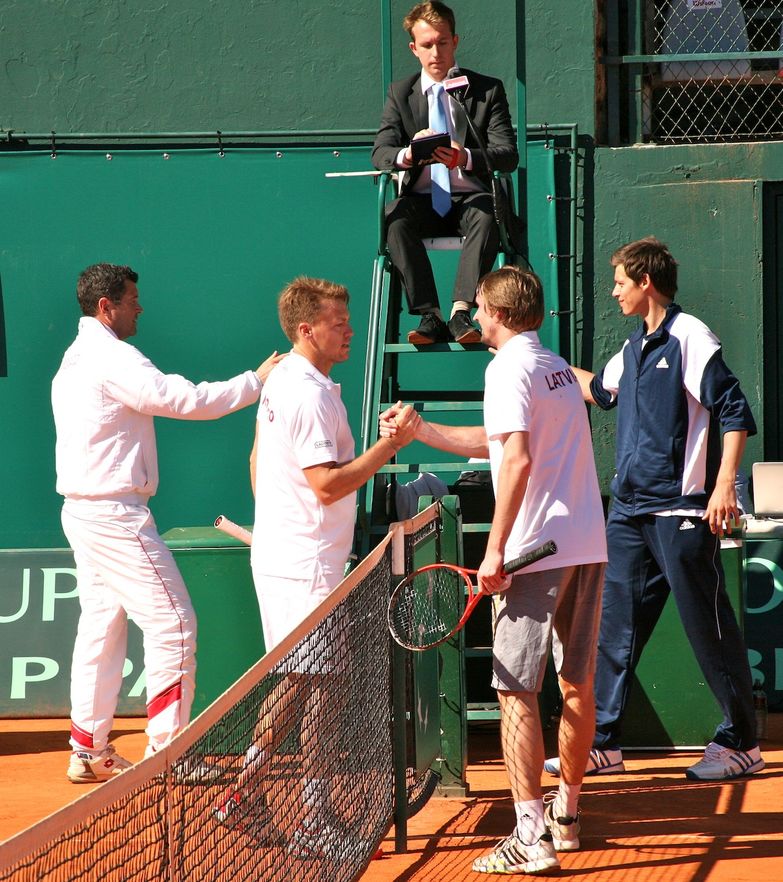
251;353;356;584
483;332;607;573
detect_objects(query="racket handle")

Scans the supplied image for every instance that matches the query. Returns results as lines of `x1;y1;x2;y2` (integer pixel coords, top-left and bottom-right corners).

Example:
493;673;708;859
504;540;557;574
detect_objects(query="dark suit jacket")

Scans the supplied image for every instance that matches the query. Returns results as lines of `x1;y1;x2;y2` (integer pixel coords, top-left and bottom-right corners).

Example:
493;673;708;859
371;68;518;194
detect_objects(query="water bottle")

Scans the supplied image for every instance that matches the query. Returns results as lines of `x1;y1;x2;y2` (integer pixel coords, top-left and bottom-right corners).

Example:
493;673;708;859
753;680;768;740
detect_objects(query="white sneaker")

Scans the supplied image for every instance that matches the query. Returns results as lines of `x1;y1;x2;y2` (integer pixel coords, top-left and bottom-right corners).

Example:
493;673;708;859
67;745;133;783
472;832;559;875
543;747;625;776
685;742;764;781
543;792;580;852
288;822;371;861
213;791;244;826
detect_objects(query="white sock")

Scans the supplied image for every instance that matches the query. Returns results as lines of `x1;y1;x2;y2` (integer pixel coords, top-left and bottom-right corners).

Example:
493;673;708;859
450;300;472;318
302;777;330;819
556;782;580;819
514;798;546;845
243;744;267;770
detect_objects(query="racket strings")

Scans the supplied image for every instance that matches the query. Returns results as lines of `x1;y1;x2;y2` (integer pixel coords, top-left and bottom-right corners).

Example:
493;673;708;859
391;568;465;649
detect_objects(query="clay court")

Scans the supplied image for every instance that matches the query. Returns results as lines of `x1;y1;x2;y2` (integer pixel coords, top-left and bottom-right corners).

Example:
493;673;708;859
2;715;780;881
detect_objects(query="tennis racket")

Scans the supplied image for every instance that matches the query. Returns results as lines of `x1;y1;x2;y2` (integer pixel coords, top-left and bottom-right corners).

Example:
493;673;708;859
388;540;557;651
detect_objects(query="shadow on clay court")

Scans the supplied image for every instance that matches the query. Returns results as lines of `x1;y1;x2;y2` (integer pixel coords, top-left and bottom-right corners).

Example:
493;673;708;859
0;726;145;756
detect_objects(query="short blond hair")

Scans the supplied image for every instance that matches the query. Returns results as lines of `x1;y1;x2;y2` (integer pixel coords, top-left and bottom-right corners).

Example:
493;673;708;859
403;1;455;38
277;276;349;344
477;266;544;333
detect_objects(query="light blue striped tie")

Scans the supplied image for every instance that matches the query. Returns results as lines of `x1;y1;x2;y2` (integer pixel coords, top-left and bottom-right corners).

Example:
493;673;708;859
429;83;451;217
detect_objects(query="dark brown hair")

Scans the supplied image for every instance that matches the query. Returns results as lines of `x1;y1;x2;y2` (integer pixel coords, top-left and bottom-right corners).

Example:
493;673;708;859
611;237;678;299
77;264;138;316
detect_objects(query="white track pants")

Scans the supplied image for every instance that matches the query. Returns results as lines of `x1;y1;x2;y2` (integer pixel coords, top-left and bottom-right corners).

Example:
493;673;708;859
62;499;196;753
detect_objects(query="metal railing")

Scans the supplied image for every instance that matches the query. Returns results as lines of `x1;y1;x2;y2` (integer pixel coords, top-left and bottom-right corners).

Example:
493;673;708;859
605;0;783;144
528;123;580;363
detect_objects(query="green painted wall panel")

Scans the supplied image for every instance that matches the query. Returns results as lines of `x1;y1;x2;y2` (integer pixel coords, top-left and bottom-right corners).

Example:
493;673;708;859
0;549;145;717
0;537;263;718
0;143;557;549
0;147;379;548
525;0;596;136
2;0;380;133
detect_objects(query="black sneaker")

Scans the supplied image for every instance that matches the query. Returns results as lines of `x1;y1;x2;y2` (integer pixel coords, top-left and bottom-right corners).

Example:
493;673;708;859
447;310;481;344
407;313;449;344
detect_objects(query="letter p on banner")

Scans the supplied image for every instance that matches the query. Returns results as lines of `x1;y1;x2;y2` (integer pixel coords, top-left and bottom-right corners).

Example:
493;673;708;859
10;657;60;699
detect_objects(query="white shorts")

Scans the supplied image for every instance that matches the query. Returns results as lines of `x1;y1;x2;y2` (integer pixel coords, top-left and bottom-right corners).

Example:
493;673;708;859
252;572;335;653
252;566;348;676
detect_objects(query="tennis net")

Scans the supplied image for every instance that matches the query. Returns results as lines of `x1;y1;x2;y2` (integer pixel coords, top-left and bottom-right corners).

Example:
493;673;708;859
0;507;442;882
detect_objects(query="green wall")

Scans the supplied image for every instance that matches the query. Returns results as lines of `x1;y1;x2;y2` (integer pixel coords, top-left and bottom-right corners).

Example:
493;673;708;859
0;140;559;550
0;147;378;548
523;0;771;486
1;0;518;134
2;0;772;495
1;0;778;716
525;0;597;137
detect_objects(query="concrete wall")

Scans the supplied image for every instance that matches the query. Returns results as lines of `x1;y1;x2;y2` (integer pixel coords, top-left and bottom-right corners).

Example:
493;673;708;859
1;0;518;133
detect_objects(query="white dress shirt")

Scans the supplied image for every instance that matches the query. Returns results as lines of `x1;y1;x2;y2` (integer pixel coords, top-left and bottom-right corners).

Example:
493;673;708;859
397;71;484;195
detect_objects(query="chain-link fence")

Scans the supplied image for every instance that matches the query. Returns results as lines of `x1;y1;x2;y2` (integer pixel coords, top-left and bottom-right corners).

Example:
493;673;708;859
612;1;783;143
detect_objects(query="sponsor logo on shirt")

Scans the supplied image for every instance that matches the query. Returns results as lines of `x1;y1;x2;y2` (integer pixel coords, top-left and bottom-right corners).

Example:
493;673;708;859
656;357;669;369
679;518;696;531
544;367;578;391
315;440;333;449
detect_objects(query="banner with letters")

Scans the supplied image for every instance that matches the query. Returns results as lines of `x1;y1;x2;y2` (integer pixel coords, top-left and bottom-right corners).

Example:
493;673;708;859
0;550;145;717
744;537;783;711
0;538;264;718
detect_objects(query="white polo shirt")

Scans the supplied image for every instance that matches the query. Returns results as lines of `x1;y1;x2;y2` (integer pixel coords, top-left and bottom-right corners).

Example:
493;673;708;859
52;317;262;501
251;352;356;583
483;331;607;572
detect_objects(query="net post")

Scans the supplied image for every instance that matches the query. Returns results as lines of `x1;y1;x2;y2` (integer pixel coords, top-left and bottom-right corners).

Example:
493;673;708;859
389;522;409;853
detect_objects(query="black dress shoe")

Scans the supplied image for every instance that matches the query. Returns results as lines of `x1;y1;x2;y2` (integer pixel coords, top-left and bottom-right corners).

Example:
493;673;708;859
407;312;449;344
448;310;481;344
